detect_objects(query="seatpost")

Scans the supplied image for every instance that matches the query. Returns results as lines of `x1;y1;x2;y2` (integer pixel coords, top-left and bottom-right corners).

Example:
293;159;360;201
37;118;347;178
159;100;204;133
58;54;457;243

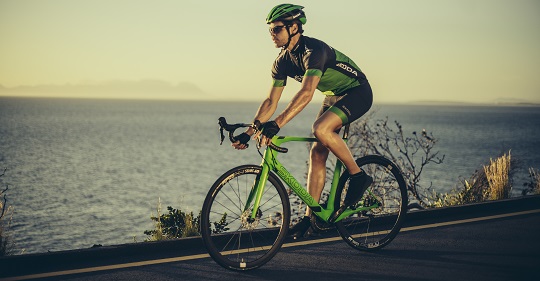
342;124;350;139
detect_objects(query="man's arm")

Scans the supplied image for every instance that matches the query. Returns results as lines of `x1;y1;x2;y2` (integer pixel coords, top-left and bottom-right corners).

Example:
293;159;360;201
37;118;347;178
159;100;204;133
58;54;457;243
274;75;320;128
231;86;284;150
256;75;320;146
246;86;284;135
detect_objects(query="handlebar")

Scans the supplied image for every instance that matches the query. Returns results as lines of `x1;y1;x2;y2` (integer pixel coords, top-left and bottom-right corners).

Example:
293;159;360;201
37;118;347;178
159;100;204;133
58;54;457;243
218;117;288;153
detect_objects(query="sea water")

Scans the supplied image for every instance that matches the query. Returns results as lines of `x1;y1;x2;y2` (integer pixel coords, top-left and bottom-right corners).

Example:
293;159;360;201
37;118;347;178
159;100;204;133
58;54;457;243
0;97;539;254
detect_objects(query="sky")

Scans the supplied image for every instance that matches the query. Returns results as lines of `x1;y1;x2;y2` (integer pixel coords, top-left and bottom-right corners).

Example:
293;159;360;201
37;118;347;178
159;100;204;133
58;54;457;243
1;0;539;103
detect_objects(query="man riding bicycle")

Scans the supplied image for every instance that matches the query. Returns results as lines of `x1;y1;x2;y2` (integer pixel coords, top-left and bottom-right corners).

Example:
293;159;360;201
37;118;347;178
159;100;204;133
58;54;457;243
232;4;373;239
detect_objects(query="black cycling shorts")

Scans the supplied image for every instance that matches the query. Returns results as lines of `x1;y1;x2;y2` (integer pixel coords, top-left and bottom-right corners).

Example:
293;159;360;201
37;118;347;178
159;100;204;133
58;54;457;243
317;81;373;125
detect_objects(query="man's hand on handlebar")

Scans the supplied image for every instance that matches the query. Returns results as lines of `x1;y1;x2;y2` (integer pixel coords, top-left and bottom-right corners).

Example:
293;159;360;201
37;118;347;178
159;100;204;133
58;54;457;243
253;121;280;148
231;120;280;150
231;120;259;150
232;132;251;150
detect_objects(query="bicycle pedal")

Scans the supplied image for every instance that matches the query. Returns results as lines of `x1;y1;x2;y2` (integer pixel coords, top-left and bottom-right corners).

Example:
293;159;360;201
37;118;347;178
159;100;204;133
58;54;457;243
303;227;318;238
293;227;314;240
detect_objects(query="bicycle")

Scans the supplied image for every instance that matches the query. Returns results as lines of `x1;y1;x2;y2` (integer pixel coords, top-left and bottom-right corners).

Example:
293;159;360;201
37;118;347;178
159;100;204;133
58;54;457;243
201;117;408;271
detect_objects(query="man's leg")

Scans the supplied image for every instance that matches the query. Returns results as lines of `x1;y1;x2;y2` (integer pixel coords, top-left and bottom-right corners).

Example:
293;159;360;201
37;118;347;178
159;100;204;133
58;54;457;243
304;142;330;217
313;110;373;222
290;110;366;238
289;143;329;238
289;117;338;238
312;111;361;175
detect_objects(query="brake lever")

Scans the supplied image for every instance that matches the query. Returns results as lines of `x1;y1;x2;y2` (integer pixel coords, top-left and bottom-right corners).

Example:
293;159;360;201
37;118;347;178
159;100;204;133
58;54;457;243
217;117;254;149
219;126;225;145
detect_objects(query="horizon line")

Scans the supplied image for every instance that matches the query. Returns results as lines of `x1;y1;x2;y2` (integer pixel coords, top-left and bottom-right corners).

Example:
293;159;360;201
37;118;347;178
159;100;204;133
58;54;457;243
1;94;539;107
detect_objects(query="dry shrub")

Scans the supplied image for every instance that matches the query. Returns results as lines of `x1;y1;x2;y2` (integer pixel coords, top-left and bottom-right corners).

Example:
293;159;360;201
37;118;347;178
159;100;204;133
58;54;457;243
484;151;512;200
431;151;514;207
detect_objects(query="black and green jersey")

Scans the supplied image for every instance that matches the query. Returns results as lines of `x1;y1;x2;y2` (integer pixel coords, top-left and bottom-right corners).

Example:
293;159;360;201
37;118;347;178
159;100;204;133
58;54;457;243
271;35;367;96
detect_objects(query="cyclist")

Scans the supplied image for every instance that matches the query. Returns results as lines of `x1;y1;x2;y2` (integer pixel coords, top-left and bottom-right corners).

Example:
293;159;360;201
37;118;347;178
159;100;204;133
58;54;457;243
232;4;373;238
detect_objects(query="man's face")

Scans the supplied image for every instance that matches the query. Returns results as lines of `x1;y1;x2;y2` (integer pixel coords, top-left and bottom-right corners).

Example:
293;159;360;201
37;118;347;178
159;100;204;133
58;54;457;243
269;21;290;48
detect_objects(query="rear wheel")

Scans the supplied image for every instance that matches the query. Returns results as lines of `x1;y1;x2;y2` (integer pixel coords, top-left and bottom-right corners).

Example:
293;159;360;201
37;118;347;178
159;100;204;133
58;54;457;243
335;155;408;251
201;165;290;270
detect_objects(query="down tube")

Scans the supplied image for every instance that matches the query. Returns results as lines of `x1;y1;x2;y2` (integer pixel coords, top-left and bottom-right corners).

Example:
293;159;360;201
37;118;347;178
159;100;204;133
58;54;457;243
272;160;322;214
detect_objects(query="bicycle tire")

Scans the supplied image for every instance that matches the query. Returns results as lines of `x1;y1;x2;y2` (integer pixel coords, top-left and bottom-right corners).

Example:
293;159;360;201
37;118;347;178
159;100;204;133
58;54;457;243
201;165;290;270
334;155;408;251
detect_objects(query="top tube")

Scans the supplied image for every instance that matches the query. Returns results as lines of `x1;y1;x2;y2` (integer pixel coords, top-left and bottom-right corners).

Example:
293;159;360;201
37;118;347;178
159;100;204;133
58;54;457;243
218;117;350;153
271;124;350;151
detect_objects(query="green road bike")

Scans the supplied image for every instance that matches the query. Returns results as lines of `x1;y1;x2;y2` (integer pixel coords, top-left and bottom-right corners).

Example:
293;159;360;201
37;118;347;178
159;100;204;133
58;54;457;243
201;117;408;271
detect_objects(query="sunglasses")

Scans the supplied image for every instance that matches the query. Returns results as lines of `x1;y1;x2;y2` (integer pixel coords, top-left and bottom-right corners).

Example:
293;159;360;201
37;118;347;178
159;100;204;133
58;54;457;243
269;25;288;34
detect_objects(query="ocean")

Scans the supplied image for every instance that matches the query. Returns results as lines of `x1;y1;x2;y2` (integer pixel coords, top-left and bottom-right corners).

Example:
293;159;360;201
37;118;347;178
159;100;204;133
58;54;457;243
0;97;539;254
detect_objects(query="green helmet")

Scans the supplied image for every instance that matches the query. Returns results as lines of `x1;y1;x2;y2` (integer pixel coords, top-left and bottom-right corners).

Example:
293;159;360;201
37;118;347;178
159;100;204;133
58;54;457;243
266;4;306;25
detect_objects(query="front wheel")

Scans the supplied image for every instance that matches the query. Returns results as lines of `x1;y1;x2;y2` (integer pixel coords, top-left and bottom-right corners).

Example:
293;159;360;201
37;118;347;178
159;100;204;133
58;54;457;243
201;165;290;270
335;155;408;251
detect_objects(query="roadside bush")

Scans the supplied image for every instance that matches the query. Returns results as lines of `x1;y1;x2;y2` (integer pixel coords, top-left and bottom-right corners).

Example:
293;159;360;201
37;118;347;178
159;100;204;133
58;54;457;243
347;113;445;207
430;151;515;207
144;199;229;240
144;199;201;241
484;151;513;200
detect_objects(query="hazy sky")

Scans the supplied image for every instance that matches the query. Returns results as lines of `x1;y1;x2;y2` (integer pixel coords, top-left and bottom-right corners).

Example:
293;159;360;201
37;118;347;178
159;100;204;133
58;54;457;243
1;0;539;103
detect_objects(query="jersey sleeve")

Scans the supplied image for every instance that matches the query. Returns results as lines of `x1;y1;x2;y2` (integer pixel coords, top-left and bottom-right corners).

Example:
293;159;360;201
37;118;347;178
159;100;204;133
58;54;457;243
271;58;287;87
303;47;326;77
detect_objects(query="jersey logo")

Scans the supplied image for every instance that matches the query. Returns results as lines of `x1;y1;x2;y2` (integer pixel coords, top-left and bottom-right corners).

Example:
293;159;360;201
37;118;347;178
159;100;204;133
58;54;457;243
336;63;358;77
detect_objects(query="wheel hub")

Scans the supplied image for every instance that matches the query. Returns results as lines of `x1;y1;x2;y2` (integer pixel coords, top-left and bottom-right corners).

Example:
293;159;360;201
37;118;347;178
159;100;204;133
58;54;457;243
240;209;262;230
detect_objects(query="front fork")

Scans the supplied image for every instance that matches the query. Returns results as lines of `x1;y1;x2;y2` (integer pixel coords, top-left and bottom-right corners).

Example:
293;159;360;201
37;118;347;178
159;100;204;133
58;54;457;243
243;165;271;220
244;148;275;220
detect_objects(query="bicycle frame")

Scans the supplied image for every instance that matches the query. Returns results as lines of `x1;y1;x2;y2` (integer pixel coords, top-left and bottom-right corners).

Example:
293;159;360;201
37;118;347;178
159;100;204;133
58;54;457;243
205;117;407;271
245;134;378;223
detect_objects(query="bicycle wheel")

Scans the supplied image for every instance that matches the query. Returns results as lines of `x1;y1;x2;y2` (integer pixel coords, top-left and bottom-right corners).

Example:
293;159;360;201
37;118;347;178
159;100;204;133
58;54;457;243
201;165;290;270
334;155;408;251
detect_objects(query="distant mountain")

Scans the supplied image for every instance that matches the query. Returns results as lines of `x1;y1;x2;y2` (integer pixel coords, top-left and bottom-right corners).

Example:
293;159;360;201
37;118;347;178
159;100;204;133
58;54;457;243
491;97;540;106
0;80;207;100
407;98;540;107
406;100;475;106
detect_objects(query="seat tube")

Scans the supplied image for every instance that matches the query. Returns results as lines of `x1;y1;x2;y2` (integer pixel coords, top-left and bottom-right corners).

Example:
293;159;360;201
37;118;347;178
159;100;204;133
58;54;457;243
327;160;344;210
326;125;349;210
342;124;350;139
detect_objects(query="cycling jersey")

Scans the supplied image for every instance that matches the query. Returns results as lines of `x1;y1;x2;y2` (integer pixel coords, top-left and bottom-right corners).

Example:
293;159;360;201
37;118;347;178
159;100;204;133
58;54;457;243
271;35;368;96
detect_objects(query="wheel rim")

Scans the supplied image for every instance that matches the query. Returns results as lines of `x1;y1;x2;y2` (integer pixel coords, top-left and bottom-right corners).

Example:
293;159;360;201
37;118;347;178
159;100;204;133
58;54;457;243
202;167;289;269
336;157;407;250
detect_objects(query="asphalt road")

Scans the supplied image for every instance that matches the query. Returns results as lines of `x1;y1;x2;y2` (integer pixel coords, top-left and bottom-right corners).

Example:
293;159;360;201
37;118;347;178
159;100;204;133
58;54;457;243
2;208;539;281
